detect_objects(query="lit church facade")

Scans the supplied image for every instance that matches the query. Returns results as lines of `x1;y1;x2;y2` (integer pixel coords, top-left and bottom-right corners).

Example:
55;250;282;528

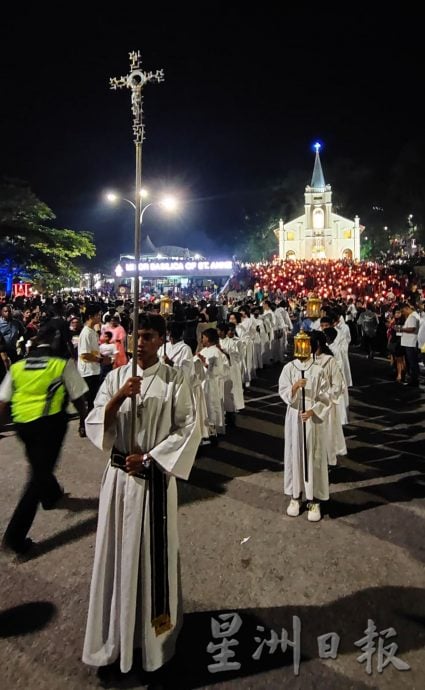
275;145;361;261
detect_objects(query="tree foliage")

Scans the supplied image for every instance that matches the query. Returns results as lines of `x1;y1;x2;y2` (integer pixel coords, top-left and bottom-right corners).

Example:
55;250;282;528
0;178;95;290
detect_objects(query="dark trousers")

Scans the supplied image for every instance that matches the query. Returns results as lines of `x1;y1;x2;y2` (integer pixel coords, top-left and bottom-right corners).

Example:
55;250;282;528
404;347;420;384
79;374;101;427
3;412;68;551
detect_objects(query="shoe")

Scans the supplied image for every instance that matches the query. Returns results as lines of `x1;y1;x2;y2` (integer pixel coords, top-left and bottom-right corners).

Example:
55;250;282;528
307;502;321;522
1;537;36;562
96;660;124;687
286;498;300;517
78;426;87;438
42;487;67;510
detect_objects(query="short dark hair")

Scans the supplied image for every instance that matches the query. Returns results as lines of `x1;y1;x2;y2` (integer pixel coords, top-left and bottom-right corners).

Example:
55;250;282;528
84;304;101;320
323;326;338;344
168;321;185;340
138;314;166;338
202;327;219;345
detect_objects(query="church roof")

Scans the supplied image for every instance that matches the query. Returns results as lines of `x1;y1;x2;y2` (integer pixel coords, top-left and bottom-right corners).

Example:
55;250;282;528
144;234;157;254
142;235;204;259
311;149;326;189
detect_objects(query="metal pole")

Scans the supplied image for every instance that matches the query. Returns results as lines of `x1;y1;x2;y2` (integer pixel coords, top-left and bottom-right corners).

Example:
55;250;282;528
130;141;142;452
301;371;309;482
110;51;164;453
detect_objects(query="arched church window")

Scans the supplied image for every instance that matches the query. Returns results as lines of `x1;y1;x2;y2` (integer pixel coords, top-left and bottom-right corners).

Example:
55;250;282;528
313;208;324;229
342;248;353;260
286;250;296;260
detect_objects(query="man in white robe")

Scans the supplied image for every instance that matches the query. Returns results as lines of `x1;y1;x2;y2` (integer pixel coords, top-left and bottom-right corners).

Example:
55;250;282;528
279;351;330;522
82;314;200;676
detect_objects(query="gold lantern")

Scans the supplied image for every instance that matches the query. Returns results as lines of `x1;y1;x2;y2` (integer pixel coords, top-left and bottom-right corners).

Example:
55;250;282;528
294;329;311;361
306;296;321;319
159;296;173;316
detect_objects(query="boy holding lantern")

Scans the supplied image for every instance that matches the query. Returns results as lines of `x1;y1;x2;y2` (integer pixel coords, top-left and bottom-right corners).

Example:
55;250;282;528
278;329;331;522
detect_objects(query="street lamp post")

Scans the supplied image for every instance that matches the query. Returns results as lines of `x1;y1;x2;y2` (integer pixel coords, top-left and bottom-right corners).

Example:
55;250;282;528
110;51;164;453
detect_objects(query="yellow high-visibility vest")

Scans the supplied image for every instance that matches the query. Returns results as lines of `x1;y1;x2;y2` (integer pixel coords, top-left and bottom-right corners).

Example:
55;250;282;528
10;356;67;423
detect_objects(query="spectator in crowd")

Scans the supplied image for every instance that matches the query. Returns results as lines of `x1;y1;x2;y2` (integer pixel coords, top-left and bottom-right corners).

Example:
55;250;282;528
398;302;420;386
0;304;25;362
77;305;102;437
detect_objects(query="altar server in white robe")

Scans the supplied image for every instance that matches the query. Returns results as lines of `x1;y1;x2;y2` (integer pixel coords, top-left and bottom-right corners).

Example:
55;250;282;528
237;306;257;384
279;343;330;522
162;321;209;443
322;325;349;422
217;322;245;413
162;321;195;383
197;328;228;435
326;313;353;388
310;330;347;466
83;314;200;675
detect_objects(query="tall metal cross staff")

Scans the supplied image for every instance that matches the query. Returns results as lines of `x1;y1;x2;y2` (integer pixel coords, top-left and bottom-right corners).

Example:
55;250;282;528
110;51;164;452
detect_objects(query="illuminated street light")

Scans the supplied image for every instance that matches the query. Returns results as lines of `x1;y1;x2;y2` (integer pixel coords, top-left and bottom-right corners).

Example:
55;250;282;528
105;190;179;221
105;188;149;208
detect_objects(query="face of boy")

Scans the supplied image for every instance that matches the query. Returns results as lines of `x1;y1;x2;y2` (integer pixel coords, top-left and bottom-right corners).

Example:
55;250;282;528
137;329;163;364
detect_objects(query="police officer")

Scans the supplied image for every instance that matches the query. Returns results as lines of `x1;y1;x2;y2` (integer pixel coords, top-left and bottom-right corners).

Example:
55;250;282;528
0;323;88;557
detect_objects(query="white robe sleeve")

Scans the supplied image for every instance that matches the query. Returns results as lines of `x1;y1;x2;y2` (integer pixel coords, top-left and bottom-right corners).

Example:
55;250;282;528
84;372;120;453
149;370;200;480
278;364;299;406
311;370;330;423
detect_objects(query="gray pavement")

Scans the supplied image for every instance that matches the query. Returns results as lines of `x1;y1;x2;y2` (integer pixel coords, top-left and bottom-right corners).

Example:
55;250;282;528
1;353;425;689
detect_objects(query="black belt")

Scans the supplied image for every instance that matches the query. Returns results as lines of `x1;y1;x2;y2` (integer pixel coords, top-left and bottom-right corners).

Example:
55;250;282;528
110;448;150;480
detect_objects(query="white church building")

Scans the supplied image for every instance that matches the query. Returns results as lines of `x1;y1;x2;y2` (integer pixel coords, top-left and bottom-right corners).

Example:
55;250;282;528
275;144;361;261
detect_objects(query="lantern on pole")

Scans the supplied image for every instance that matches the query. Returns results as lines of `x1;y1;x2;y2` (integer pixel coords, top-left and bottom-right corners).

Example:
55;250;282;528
293;329;311;482
306;295;321;319
159;296;173;316
293;329;311;361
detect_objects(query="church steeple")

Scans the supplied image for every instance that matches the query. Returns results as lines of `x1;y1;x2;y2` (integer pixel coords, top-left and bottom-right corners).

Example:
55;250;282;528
311;142;326;190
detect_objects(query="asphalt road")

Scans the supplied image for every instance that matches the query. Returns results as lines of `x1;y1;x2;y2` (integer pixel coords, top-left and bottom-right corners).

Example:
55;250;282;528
1;352;424;689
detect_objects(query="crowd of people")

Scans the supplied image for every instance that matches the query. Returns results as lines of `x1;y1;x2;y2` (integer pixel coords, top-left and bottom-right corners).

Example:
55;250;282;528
0;258;424;681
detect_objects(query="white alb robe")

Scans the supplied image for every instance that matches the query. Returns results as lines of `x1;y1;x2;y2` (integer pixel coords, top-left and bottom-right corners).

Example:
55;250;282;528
279;358;330;501
198;345;227;434
220;336;245;412
83;361;200;673
314;353;347;465
162;340;194;383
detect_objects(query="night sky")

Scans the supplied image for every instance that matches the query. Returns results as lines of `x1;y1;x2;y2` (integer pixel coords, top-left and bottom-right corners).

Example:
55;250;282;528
1;7;423;267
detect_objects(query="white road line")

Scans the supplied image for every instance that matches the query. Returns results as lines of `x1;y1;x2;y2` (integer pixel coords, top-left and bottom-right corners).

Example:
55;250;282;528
244;393;280;404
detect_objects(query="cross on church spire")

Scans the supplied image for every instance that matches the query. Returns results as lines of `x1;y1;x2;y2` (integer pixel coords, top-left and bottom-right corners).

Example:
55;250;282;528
311;143;326;189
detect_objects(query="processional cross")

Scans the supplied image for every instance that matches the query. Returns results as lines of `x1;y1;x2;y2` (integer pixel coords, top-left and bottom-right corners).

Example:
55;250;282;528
109;52;164;451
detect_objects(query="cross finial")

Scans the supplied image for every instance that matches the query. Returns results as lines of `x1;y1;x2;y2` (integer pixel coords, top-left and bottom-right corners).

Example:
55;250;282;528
314;142;321;154
109;51;165;144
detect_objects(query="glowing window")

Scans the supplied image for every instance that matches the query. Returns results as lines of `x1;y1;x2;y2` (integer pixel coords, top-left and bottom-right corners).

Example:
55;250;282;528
313;208;324;229
343;230;352;239
287;231;295;241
